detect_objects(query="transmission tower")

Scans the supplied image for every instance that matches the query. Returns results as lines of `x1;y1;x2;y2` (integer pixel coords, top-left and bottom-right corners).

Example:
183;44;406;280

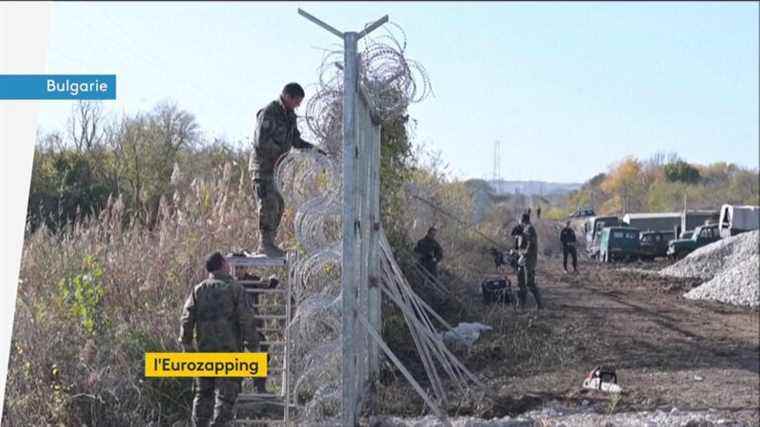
492;140;502;192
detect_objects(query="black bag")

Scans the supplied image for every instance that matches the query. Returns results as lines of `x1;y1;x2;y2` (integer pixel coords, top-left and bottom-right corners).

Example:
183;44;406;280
481;278;514;305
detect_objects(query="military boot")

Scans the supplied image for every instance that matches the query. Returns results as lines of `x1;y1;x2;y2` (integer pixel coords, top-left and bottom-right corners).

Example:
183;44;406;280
257;231;286;258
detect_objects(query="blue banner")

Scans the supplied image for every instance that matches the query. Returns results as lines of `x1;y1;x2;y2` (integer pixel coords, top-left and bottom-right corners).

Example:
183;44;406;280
0;75;116;100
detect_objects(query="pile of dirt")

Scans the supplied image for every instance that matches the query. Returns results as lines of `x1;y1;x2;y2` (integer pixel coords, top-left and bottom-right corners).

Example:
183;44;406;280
659;231;759;308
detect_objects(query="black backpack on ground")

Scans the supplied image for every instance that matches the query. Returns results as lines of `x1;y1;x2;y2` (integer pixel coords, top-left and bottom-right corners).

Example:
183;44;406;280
481;277;514;305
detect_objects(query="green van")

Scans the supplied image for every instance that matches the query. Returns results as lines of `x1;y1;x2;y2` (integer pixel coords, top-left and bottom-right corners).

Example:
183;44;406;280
599;226;641;263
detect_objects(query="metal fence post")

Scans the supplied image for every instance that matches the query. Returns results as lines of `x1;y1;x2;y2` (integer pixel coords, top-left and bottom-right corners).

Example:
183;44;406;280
298;11;388;425
342;30;359;427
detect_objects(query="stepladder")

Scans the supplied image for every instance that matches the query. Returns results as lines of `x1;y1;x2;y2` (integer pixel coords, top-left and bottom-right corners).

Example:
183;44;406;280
225;252;297;426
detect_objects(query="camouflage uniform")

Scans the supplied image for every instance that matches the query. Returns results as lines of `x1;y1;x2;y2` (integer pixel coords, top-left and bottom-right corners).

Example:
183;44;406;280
249;98;313;242
179;272;259;427
517;223;543;309
414;236;444;278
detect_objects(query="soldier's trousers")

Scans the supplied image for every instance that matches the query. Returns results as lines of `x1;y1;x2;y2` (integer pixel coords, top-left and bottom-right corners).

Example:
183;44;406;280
192;377;242;427
563;245;578;271
517;264;542;308
419;259;438;278
254;178;284;235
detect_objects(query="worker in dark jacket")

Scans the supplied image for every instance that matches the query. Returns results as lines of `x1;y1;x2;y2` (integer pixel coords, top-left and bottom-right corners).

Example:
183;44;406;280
414;226;444;278
560;221;578;273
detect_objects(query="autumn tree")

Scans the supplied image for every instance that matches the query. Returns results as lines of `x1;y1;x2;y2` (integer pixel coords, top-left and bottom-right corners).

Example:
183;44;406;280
601;156;645;214
664;160;701;184
109;102;199;226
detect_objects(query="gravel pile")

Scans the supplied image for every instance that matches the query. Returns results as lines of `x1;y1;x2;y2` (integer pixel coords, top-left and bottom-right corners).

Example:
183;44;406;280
659;231;758;280
372;407;748;426
684;253;759;308
658;231;759;308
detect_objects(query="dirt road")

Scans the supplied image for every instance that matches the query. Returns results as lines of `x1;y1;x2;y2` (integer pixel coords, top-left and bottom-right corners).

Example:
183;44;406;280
454;256;758;423
377;254;760;424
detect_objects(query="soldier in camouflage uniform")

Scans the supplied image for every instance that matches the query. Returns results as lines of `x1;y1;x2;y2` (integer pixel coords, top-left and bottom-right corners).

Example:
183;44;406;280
249;83;326;258
516;213;543;310
179;252;259;427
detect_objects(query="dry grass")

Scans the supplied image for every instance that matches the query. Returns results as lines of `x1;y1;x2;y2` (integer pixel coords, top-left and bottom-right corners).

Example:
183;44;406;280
3;163;277;426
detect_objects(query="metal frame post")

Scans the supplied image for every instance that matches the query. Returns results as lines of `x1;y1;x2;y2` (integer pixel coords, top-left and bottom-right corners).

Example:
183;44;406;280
298;10;388;426
367;118;382;378
342;30;360;426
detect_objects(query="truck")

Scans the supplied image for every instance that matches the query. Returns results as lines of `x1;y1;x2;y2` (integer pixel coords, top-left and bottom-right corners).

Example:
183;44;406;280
718;204;760;238
599;226;641;263
569;207;595;218
622;212;682;233
584;216;621;259
666;223;721;259
680;210;720;235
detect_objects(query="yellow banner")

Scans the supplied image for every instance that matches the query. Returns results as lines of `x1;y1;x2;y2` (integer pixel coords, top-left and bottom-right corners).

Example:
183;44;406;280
145;353;268;377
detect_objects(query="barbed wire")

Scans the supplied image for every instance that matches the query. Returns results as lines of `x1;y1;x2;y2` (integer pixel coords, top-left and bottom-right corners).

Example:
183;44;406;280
274;22;442;423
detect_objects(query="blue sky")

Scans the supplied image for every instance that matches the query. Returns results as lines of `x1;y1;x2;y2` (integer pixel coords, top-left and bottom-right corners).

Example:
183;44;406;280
38;2;759;183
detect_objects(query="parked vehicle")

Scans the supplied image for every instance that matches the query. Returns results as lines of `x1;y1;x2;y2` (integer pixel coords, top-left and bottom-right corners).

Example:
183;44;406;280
570;208;595;218
638;230;675;261
680;210;719;235
623;212;682;233
585;216;621;258
718;204;760;238
667;223;721;259
599;226;641;263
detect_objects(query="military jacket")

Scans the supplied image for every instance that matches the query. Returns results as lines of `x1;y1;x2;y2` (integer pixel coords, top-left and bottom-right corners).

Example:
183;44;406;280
518;224;539;265
560;227;576;245
249;98;313;179
415;237;444;263
179;272;258;352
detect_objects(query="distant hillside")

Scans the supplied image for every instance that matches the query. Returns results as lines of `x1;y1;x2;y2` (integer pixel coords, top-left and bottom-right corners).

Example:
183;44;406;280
488;180;582;196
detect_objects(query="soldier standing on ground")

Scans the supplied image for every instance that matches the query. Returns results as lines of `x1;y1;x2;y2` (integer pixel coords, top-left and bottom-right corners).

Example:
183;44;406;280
249;82;326;257
560;221;578;273
179;252;260;427
415;226;444;278
516;213;543;310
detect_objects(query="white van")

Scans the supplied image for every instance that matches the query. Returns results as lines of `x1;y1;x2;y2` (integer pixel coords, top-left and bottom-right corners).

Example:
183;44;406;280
718;204;760;238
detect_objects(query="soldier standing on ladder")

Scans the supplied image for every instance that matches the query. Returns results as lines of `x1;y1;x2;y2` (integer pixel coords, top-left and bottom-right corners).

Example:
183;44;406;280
249;82;327;257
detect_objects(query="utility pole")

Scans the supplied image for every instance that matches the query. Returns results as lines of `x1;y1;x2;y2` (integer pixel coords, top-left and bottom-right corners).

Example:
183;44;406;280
492;140;502;192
